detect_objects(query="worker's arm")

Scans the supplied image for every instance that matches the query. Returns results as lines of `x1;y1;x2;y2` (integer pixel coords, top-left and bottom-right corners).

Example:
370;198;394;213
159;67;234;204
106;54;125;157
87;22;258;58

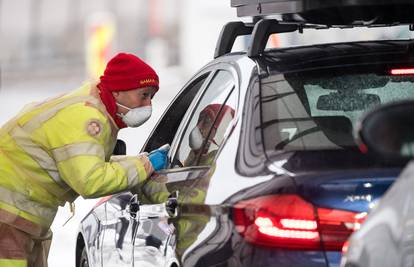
43;103;153;198
136;174;171;204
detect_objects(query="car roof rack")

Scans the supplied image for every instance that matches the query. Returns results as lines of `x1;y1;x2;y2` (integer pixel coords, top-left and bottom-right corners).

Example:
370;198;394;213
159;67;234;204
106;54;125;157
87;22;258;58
231;0;303;17
248;19;297;58
231;0;414;26
214;21;254;59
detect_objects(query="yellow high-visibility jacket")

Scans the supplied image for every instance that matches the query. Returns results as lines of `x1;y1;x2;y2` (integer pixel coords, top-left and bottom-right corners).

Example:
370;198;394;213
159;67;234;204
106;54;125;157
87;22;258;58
0;82;154;238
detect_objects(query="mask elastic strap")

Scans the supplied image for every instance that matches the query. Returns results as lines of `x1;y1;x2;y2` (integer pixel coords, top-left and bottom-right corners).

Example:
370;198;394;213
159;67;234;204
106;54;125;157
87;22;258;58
116;102;131;111
116;102;131;118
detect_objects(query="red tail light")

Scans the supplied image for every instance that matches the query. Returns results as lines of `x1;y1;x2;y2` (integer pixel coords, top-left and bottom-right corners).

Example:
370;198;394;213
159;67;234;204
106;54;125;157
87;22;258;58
390;68;414;75
233;194;366;251
342;240;350;254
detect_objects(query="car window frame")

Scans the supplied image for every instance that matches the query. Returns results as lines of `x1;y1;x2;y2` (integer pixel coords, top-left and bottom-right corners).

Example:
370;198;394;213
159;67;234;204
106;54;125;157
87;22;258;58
167;62;240;171
141;69;214;153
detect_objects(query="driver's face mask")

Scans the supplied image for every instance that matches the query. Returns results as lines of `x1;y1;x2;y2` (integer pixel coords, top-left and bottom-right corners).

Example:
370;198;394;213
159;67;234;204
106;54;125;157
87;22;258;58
189;126;204;150
116;102;152;128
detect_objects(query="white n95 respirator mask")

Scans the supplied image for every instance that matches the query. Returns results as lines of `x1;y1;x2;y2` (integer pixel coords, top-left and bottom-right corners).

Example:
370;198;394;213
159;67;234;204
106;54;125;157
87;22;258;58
189;126;204;150
116;103;152;128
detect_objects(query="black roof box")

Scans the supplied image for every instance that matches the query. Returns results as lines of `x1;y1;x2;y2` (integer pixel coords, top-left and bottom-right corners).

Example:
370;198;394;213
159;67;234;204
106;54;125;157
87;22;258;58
231;0;414;26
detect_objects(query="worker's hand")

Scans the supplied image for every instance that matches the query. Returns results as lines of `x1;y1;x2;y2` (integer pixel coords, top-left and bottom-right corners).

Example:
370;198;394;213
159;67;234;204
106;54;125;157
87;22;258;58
148;144;170;171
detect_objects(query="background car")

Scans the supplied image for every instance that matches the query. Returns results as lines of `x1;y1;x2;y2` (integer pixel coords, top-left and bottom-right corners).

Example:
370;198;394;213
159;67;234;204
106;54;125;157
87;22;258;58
76;0;414;266
341;99;414;267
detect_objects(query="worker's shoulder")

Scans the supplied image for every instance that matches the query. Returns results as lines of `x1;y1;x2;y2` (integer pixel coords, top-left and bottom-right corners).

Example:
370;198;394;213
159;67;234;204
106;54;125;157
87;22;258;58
51;103;112;138
60;82;109;120
62;101;109;122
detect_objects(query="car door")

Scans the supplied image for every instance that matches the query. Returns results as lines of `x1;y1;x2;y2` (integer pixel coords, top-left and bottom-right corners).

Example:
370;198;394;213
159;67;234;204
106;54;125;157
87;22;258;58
101;192;175;267
129;197;176;266
143;65;239;260
131;69;214;264
101;192;136;267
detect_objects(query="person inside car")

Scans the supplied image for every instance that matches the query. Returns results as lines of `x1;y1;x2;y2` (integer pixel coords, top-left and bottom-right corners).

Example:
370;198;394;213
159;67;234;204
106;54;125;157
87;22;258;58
185;104;235;166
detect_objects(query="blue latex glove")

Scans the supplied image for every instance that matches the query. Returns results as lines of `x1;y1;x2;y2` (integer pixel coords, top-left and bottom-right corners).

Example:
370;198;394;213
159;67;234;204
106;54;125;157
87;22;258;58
148;144;170;171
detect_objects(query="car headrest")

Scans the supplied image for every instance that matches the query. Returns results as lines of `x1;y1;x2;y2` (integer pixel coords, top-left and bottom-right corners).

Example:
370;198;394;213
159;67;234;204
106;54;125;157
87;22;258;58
313;116;356;148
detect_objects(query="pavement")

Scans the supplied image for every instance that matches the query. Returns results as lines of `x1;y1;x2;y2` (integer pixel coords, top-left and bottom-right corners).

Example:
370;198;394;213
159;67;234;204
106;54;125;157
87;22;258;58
0;66;186;267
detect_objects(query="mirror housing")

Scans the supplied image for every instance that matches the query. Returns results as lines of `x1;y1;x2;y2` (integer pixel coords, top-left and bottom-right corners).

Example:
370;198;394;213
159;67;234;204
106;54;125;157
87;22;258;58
357;100;414;160
165;191;179;218
113;139;127;155
128;194;140;219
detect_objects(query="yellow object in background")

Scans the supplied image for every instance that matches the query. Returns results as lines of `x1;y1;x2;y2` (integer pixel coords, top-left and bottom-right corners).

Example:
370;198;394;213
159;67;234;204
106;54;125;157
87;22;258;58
86;13;116;80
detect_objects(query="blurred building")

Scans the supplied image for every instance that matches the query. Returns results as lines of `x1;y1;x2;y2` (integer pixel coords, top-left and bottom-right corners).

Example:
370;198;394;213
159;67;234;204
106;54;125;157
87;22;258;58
0;0;413;86
0;0;239;84
0;1;173;78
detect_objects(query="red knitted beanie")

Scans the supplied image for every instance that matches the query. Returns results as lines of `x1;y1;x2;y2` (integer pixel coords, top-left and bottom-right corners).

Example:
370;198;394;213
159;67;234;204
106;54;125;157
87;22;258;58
97;53;159;129
199;104;235;129
99;53;159;91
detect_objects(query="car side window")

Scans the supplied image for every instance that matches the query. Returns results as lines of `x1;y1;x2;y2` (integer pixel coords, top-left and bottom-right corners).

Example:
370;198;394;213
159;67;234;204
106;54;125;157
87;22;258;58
143;73;210;152
172;70;236;168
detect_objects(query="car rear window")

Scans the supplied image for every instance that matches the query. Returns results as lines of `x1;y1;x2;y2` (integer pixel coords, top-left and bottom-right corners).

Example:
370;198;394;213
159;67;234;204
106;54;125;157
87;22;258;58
254;68;414;153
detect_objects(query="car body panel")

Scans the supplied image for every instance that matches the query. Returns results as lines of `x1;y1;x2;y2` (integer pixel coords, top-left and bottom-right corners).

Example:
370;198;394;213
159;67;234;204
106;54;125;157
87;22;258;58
78;202;106;267
78;193;179;267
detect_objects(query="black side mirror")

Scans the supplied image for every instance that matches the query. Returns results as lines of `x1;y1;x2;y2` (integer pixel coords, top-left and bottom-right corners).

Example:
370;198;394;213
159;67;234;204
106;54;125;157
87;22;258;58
128;194;140;219
165;190;179;218
357;100;414;160
113;139;127;155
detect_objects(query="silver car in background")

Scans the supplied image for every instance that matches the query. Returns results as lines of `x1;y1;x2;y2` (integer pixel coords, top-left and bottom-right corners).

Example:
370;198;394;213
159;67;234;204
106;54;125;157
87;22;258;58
342;99;414;267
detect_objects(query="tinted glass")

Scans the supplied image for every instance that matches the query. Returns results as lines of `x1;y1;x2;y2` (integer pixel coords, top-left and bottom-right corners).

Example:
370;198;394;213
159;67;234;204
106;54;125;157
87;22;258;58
144;73;209;152
173;70;236;167
255;71;414;152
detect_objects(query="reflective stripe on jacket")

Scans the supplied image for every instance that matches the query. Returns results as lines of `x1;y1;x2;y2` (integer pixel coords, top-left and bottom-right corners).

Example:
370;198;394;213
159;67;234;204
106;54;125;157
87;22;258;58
0;82;153;236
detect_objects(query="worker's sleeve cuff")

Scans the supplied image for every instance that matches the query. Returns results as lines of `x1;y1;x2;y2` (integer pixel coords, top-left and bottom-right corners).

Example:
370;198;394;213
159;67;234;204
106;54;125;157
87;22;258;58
110;155;153;189
137;153;154;179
